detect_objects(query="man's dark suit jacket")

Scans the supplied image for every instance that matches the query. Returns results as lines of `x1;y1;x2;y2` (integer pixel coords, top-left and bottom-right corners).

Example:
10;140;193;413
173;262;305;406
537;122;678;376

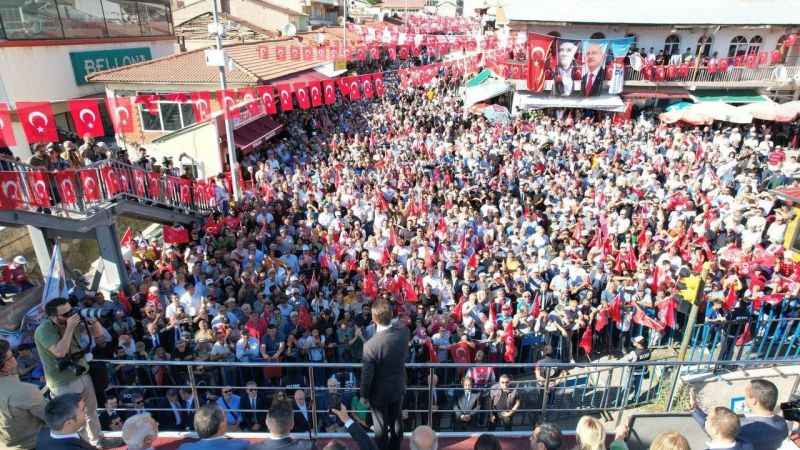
582;68;605;96
292;406;312;433
454;389;481;417
155;396;190;430
240;393;270;430
360;324;410;406
143;330;174;352
35;429;95;450
247;436;316;450
345;420;378;450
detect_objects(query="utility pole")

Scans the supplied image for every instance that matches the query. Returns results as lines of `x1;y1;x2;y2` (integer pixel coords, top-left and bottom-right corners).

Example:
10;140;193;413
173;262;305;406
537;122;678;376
210;0;242;202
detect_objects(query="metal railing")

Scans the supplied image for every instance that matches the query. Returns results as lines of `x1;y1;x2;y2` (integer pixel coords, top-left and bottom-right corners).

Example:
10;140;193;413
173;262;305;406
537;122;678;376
0;158;215;217
92;358;800;436
623;65;800;86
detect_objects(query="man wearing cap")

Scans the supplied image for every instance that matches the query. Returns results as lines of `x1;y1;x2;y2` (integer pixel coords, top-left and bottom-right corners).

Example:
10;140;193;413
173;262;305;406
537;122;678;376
622;336;651;401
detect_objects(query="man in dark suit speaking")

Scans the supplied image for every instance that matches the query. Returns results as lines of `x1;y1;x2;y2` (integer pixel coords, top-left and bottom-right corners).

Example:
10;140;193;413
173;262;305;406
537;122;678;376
360;300;410;450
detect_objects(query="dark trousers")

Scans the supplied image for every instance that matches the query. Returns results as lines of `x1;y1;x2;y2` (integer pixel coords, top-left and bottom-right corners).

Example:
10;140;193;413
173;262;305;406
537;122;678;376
371;398;403;450
489;412;513;431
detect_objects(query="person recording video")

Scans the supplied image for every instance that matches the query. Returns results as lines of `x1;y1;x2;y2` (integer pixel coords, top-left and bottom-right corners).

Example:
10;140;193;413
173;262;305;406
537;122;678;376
34;297;118;449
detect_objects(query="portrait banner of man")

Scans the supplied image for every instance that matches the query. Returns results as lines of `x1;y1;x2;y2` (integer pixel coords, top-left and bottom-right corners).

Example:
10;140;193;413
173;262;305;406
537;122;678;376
582;40;609;97
552;39;580;97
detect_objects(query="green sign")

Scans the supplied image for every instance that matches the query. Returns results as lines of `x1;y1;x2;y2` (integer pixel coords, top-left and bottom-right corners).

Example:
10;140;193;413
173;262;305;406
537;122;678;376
69;47;152;85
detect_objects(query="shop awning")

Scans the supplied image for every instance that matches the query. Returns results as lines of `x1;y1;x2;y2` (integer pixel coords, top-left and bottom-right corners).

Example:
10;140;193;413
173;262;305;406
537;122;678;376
512;93;626;113
269;68;331;90
622;86;690;99
233;115;283;151
463;80;513;107
466;69;492;88
690;89;768;104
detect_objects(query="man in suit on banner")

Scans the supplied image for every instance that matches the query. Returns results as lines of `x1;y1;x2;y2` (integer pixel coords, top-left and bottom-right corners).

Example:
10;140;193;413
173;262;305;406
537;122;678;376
553;40;579;96
582;41;608;96
360;300;410;450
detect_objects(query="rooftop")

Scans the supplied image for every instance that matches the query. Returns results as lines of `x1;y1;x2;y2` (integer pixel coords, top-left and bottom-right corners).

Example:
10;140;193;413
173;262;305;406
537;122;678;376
504;0;800;25
86;39;331;86
378;0;426;9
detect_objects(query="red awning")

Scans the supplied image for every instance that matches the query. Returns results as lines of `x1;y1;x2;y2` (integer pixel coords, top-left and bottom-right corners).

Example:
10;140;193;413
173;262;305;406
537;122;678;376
772;185;800;203
269;69;330;91
232;115;283;151
622;87;690;99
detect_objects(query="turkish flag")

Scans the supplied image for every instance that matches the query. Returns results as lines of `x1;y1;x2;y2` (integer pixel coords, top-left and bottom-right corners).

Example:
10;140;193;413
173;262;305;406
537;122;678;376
355;46;366;61
594;309;609;332
54;171;78;205
373;73;385;96
290;46;301;60
163;92;188;102
579;326;593;356
387;46;397;60
166;176;180;199
360;75;374;98
275;46;286;61
238;87;260;116
116;167;131;194
294;84;311;109
78;169;99;201
322;80;336;105
308;82;322;107
163;225;190;244
633;305;666;333
369;46;380;60
399;45;410;59
100;165;121;195
276;84;293;111
736;322;753;346
256;85;277;115
503;320;517;362
106;96;134;134
337;78;350;96
302;46;314;61
67;100;106;137
0;172;23;209
190;92;212;122
216;89;239;119
609;294;622;322
193;180;207;204
134;94;159;115
449;341;473;364
132;169;147;197
0;103;16;146
363;270;378;300
17;102;58;143
347;77;361;101
657;297;678;329
147;172;161;198
27;171;51;207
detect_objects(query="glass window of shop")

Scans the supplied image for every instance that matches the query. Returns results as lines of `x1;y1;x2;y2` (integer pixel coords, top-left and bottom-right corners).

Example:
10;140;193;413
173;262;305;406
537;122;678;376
0;0;171;39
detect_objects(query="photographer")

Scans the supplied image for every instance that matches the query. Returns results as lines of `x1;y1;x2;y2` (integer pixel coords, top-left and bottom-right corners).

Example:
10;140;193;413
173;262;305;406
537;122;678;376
34;297;118;449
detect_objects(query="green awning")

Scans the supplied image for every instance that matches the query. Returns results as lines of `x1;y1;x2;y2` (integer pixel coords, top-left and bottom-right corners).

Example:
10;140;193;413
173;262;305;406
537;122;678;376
691;89;768;104
466;69;492;87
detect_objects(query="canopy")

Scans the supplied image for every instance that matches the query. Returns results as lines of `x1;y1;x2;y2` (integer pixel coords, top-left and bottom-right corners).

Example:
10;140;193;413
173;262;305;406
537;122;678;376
659;101;752;124
231;115;283;151
512;93;626;113
738;101;799;122
666;101;693;112
658;108;714;125
463;80;513;107
483;104;510;123
466;69;492;88
690;89;768;104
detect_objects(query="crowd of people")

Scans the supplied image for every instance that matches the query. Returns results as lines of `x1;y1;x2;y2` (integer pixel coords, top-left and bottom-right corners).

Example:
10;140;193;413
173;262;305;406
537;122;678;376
0;42;799;449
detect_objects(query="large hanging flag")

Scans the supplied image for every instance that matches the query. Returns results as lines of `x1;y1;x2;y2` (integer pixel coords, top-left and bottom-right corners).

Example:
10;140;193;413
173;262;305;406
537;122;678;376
257;85;277;115
276;84;293;112
68;99;105;138
17;101;58;143
41;243;70;308
216;89;239;119
0;103;16;146
0;172;23;209
308;82;323;107
106;96;134;134
190;92;212;122
322;80;337;105
26;171;51;207
527;34;553;92
294;84;311;110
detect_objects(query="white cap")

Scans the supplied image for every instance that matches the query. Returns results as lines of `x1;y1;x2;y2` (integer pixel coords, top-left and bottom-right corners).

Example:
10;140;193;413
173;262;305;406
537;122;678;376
13;255;27;265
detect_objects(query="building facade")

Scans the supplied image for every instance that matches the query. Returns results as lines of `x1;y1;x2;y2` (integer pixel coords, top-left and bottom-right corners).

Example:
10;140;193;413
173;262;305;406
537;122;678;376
0;0;176;159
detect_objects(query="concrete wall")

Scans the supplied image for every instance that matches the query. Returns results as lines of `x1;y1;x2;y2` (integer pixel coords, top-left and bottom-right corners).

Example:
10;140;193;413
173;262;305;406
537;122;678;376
147;120;222;178
228;0;299;31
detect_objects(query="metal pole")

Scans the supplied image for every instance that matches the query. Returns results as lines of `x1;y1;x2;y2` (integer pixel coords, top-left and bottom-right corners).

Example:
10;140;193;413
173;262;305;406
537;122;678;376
427;367;434;426
540;370;551;419
210;0;241;202
309;366;318;436
187;366;200;416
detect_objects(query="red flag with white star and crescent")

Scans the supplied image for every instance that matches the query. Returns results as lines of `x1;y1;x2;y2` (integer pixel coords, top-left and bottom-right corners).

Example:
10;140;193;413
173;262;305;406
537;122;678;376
527;34;553;92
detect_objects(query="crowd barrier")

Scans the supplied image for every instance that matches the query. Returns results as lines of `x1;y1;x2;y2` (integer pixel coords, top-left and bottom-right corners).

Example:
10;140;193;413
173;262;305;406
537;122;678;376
93;358;800;435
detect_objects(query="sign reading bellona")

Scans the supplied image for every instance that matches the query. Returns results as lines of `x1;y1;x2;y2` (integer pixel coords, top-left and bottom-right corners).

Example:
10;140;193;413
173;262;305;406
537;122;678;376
70;47;153;85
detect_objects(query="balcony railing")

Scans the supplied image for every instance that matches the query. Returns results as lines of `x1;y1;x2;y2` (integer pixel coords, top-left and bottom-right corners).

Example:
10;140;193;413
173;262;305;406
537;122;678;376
94;358;800;437
623;65;800;88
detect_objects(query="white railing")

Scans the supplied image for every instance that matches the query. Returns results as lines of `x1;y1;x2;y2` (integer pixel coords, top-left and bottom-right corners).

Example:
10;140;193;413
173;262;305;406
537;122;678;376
623;65;800;86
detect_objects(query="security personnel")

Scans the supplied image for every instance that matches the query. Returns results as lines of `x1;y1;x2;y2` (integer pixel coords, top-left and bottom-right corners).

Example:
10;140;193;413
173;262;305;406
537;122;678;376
623;336;651;401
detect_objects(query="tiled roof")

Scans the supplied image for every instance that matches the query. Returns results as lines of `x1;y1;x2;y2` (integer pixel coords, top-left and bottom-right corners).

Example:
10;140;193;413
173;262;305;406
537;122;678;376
86;39;332;86
378;0;426;8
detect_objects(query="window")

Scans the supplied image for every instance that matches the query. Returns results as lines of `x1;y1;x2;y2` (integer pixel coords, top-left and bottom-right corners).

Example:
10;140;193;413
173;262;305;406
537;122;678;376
547;31;561;38
664;34;681;55
56;0;107;38
0;0;64;39
102;0;142;36
696;35;712;58
729;35;748;57
748;35;762;54
139;101;196;132
138;1;171;35
590;32;605;39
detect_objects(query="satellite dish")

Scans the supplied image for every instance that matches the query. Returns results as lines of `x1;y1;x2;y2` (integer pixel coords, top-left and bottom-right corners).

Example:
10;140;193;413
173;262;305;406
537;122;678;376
282;23;297;37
